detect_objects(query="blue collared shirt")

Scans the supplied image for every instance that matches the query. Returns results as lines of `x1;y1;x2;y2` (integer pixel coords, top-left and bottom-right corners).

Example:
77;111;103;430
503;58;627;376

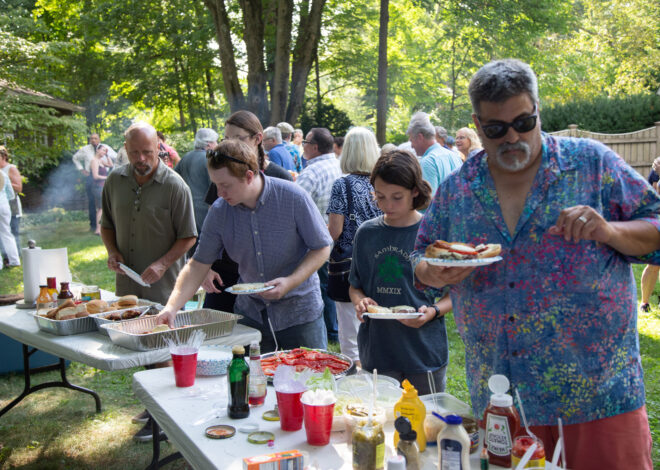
420;142;463;196
412;133;660;425
267;143;295;171
194;175;333;330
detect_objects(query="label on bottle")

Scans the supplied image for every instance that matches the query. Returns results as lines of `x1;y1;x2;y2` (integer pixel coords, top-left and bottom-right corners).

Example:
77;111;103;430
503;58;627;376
375;442;385;468
485;413;513;456
511;456;545;468
249;381;266;398
440;438;463;470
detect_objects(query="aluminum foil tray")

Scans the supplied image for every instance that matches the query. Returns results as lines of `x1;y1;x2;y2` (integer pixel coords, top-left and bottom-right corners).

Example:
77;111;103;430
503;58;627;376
33;312;97;336
91;306;154;336
101;309;242;351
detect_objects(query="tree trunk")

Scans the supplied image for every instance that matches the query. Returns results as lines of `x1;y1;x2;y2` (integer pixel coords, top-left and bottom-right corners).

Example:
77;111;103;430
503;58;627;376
173;56;187;129
269;0;294;124
286;0;326;125
240;0;270;123
204;0;245;112
376;0;389;145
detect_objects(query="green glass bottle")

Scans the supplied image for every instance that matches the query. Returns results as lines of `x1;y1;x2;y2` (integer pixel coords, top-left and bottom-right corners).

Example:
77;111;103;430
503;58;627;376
228;345;250;419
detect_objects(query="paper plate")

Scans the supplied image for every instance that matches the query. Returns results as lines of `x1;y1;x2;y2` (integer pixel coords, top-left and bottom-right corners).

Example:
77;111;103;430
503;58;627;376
363;312;424;320
225;284;275;295
421;256;502;267
118;263;151;287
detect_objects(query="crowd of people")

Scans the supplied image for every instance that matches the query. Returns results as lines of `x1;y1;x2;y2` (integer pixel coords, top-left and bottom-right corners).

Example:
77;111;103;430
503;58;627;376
1;58;656;468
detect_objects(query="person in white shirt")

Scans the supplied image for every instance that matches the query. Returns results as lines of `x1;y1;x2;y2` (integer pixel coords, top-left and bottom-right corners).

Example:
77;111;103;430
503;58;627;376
72;134;117;232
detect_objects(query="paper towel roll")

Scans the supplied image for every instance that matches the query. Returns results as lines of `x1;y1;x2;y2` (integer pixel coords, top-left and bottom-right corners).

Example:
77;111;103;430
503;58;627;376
22;247;72;304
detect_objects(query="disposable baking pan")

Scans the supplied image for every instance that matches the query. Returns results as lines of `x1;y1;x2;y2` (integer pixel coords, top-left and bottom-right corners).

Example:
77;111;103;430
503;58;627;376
32;312;97;336
91;305;154;336
101;309;242;351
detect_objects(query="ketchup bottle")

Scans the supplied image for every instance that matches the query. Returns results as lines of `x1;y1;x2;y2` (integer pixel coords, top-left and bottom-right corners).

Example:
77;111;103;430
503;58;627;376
483;374;520;468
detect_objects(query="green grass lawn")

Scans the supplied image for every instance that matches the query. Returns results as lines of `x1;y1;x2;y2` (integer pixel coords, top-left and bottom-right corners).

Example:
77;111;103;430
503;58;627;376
0;210;658;468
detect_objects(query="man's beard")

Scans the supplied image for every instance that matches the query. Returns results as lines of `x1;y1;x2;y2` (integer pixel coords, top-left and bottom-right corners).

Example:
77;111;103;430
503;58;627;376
133;163;153;176
494;141;531;172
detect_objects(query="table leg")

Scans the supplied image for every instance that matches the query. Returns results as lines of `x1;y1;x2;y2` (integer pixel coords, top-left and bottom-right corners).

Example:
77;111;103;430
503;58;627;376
146;418;181;470
0;344;102;418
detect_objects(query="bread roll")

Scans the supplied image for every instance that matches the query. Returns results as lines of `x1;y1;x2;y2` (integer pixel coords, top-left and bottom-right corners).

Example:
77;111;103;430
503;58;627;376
56;307;77;320
116;295;138;307
366;305;392;314
86;299;109;314
477;244;502;259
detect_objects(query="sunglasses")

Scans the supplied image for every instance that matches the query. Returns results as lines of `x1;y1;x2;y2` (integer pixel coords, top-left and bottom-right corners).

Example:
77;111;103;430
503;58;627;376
302;140;316;145
207;149;248;165
478;105;538;139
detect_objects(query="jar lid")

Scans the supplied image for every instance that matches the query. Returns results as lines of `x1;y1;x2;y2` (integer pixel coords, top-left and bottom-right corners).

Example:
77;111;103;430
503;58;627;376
232;345;245;355
488;374;510;395
247;431;275;444
490;393;513;407
262;409;280;421
205;424;236;439
238;423;259;433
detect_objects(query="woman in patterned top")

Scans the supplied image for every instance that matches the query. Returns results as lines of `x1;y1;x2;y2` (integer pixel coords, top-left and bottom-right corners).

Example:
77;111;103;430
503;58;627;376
327;127;382;364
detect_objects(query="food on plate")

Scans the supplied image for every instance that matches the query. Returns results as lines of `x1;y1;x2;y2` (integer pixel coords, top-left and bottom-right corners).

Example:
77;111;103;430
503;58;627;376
366;305;418;314
103;308;143;321
391;305;417;313
85;299;109;314
115;295;138;308
231;282;266;291
260;348;351;377
424;240;501;260
43;299;76;319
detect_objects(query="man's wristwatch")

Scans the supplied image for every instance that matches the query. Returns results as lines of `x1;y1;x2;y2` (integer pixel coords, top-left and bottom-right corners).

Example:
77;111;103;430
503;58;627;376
432;304;442;319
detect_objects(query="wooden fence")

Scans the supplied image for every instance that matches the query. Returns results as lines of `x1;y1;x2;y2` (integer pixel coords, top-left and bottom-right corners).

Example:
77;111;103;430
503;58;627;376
549;122;660;178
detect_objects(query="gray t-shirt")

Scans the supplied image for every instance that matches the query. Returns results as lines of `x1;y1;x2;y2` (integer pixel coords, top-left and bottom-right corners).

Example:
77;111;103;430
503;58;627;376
175;148;211;234
349;216;448;373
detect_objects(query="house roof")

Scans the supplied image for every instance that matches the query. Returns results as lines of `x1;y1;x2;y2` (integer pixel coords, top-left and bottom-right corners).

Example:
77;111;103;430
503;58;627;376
0;79;85;114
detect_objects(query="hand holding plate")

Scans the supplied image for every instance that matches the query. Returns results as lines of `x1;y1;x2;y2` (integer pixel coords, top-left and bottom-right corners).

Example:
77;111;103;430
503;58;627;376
107;251;125;274
355;297;377;322
416;260;476;288
258;277;292;300
141;260;167;284
398;305;434;328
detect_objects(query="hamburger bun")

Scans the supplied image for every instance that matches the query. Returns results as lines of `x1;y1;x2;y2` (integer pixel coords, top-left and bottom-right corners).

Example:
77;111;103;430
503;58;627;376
366;305;392;314
116;295;138;307
56;307;77;320
85;299;109;314
391;305;417;313
477;244;502;259
75;310;90;318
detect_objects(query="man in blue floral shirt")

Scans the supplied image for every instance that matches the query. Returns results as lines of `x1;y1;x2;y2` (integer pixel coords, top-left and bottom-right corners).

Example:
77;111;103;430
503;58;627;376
413;59;655;469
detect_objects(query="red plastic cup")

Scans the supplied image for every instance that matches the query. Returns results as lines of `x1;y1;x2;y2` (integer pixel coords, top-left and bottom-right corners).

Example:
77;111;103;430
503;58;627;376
171;347;198;387
276;390;305;431
302;402;335;446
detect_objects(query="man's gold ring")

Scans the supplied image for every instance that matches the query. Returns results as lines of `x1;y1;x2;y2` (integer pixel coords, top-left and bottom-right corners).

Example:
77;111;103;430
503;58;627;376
578;215;588;224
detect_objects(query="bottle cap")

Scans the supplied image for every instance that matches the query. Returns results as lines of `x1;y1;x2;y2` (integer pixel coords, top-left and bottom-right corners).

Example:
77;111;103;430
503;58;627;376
394;416;412;434
386;454;406;470
488;374;513;406
445;414;463;425
401;379;418;397
232;345;245;355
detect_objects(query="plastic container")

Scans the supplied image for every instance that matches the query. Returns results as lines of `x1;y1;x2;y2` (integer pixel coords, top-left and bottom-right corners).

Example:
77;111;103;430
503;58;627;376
171;346;198;387
511;435;546;468
248;341;267;406
393;379;426;452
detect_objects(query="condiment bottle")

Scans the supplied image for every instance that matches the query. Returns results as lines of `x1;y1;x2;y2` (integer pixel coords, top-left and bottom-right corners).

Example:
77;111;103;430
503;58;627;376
248;341;267;406
395;416;421;470
36;285;57;316
57;282;74;305
46;276;58;299
352;420;385;470
228;345;250;419
385;455;405;470
483;374;520;468
393;379;426;452
436;414;471;470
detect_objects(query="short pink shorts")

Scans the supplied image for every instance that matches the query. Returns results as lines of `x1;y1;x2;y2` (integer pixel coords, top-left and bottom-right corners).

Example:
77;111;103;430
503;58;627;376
529;405;653;470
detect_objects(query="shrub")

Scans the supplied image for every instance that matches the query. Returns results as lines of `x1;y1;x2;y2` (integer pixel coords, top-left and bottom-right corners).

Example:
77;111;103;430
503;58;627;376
542;94;660;134
299;101;353;137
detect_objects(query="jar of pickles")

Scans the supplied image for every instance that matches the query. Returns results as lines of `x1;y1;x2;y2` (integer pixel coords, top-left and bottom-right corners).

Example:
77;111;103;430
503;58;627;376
81;285;101;301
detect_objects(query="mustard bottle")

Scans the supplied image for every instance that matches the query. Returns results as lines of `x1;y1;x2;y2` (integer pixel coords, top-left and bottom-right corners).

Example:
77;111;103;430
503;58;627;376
393;379;426;452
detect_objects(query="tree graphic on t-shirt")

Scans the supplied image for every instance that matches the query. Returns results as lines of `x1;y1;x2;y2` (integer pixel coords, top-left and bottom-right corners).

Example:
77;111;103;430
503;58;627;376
378;255;404;282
